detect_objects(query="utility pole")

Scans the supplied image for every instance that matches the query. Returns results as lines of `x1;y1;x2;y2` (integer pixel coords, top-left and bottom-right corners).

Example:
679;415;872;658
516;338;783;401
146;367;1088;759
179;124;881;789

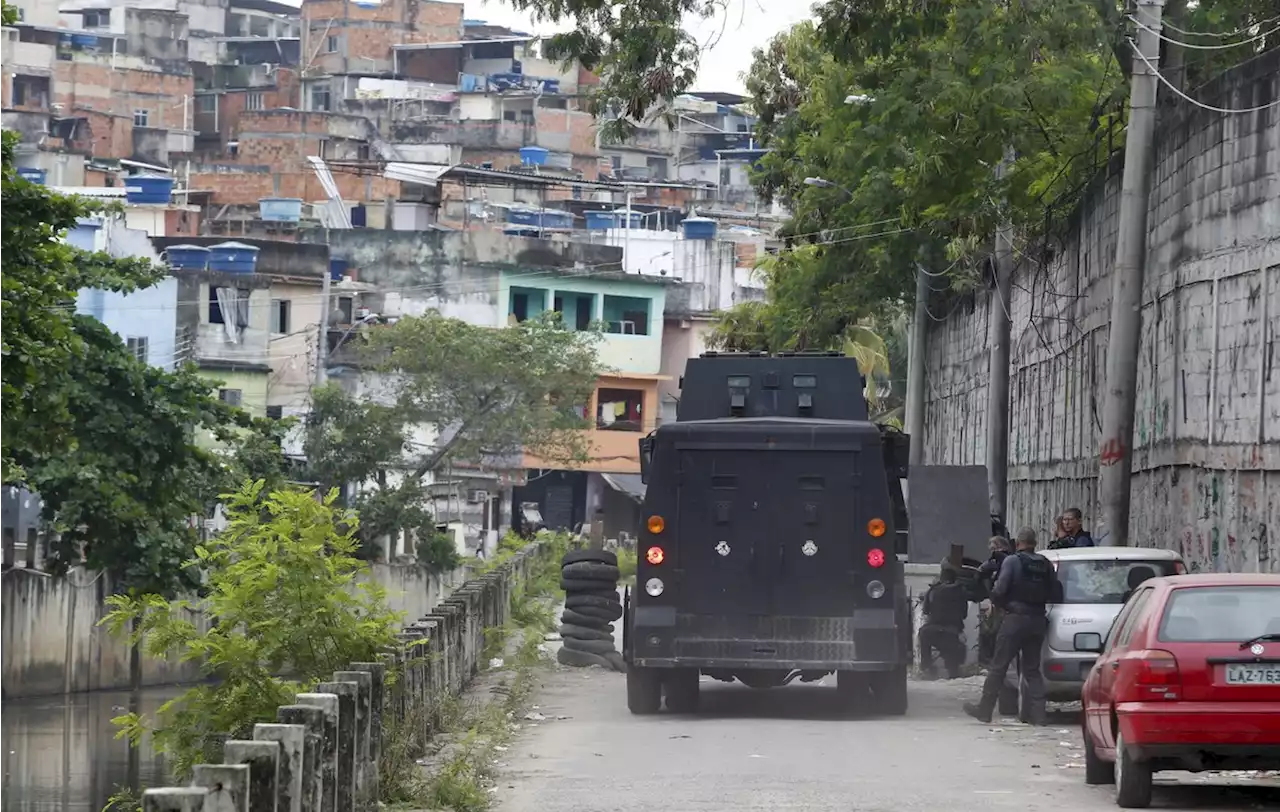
1098;0;1164;546
905;264;929;466
315;229;332;386
986;146;1017;524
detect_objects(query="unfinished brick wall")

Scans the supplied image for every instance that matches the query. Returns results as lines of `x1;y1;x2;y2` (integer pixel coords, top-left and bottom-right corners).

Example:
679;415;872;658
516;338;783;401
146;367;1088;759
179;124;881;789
55;59;194;159
193;166;397;206
219;75;304;144
302;0;462;74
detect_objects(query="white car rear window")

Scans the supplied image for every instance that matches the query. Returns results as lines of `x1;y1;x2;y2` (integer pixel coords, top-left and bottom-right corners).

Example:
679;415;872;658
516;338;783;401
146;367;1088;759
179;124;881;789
1056;559;1179;604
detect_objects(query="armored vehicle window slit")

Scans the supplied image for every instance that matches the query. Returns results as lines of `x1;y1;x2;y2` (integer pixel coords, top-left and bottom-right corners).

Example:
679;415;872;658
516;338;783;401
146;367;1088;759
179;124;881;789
793;375;817;388
799;475;825;490
712;475;737;489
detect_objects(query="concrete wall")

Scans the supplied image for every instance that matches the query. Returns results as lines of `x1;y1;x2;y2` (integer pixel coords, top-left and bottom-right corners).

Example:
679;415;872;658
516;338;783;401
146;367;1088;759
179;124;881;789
919;51;1280;573
0;562;471;699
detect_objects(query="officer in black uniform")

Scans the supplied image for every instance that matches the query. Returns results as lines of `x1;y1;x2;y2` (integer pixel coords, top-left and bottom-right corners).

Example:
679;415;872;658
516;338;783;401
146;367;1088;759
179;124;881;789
964;527;1059;725
918;564;969;679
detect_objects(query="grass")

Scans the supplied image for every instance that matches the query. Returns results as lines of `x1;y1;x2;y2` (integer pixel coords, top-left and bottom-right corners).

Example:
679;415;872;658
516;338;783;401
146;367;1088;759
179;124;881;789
616;545;637;585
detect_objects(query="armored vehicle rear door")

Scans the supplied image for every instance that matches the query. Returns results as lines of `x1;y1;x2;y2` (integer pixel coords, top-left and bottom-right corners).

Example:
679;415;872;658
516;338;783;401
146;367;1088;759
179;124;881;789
675;450;774;616
765;451;859;616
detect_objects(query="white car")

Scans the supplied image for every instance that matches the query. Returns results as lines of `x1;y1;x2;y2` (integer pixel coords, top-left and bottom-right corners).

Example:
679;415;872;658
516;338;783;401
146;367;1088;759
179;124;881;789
1039;546;1186;702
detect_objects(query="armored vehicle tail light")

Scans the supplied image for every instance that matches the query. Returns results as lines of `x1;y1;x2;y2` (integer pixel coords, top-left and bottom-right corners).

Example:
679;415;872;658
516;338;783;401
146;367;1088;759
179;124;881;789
647;515;666;534
646;545;665;565
867;518;887;538
645;577;665;597
867;548;886;568
866;580;886;599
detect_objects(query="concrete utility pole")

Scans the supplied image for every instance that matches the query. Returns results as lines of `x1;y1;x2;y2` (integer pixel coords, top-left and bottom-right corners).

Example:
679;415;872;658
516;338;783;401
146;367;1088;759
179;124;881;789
986;146;1017;523
315;232;332;386
905;264;930;466
1098;0;1165;547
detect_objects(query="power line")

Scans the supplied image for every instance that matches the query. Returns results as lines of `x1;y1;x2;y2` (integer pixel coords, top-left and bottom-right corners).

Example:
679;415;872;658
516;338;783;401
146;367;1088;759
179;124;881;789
1134;6;1280;39
1127;38;1280;114
1127;14;1280;51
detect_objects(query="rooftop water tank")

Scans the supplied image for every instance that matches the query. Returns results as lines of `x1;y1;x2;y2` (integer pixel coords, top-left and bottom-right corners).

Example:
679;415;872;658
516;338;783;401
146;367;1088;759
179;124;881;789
584;211;615;231
682;216;717;241
208;241;260;274
166;244;211;271
125;175;174;205
17;167;46;184
329;258;349;282
519;146;548;167
259;197;303;222
611;208;643;228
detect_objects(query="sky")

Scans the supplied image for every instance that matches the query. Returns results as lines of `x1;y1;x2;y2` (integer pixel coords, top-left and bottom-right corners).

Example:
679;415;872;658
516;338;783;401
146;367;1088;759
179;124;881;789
280;0;817;95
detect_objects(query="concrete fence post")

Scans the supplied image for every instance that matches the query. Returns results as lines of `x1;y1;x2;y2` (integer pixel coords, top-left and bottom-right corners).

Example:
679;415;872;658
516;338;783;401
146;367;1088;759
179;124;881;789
293;694;340;812
349;661;386;803
252;724;306;812
331;671;372;804
277;705;327;812
142;787;209;812
223;739;281;812
315;681;357;812
191;764;251;812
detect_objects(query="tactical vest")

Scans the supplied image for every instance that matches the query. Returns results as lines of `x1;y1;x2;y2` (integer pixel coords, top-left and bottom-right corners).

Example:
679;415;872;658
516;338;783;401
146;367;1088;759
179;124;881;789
1008;551;1055;606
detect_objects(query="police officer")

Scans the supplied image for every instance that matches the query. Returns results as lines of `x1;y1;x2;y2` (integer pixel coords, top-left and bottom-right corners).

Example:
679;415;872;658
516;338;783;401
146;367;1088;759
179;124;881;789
976;536;1012;665
964;527;1059;725
919;564;969;679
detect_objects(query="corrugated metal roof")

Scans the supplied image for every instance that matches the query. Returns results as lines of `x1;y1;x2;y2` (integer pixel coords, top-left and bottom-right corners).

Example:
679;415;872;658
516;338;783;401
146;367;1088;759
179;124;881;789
383;161;453;185
601;473;646;503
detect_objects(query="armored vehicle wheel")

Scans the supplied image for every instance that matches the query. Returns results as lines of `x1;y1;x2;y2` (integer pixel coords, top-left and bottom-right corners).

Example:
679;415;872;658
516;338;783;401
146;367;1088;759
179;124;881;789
869;666;908;716
835;671;869;716
627;666;662;714
664;669;700;714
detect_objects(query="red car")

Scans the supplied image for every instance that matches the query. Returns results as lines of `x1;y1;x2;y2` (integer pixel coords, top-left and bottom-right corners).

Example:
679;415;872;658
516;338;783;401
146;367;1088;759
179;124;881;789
1077;573;1280;807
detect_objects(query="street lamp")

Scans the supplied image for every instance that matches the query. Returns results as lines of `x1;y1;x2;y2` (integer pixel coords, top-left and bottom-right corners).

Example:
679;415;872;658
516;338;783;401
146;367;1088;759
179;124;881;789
803;177;836;189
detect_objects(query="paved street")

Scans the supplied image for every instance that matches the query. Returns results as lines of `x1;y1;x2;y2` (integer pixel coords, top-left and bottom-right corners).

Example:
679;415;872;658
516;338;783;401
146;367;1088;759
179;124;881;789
493;662;1279;812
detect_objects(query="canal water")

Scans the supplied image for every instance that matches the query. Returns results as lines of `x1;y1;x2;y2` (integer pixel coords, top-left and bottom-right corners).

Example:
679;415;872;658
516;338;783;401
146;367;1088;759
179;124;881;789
1;687;184;812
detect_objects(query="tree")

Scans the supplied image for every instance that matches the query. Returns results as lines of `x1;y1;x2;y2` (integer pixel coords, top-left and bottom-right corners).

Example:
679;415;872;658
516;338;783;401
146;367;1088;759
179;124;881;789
1;130;163;481
366;312;603;475
103;481;402;778
302;313;601;568
10;318;277;593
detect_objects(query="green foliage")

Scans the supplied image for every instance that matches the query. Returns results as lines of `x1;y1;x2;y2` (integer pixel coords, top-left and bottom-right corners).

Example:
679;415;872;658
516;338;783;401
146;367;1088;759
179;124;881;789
616;545;638;584
12;318;244;592
303;314;600;566
366;312;603;474
100;481;403;778
1;130;164;482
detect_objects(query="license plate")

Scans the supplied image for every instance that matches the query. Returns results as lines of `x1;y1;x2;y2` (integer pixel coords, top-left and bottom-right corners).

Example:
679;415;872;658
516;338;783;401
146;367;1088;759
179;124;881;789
1224;664;1280;685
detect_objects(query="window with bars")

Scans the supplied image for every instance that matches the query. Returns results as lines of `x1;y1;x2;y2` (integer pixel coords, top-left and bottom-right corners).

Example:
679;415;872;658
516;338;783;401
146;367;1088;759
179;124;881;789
245;91;264;111
219;389;243;407
270;299;291;334
126;336;149;363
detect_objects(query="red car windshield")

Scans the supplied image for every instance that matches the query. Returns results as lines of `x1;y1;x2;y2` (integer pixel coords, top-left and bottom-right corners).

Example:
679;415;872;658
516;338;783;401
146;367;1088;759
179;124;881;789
1158;585;1280;642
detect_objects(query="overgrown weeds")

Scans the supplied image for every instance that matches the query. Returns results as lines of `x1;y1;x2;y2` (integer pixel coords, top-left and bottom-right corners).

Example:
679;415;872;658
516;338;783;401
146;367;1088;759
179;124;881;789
616;545;637;584
379;533;565;810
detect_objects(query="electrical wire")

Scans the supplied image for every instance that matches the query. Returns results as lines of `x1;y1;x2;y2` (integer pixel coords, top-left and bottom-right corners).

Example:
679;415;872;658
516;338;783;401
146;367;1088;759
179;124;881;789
1133;6;1280;39
1127;14;1280;50
1127;38;1280;115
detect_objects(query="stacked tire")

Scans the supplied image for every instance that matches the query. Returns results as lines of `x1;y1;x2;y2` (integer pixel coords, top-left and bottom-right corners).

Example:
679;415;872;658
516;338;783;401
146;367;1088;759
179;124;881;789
555;548;626;672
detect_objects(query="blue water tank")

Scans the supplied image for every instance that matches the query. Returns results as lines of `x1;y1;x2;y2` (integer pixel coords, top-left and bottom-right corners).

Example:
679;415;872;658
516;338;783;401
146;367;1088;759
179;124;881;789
126;175;174;205
611;208;643;228
584;211;615;231
166;244;211;271
520;146;548;167
17;167;46;184
329;258;349;281
208;241;260;274
259;197;302;222
682;216;717;241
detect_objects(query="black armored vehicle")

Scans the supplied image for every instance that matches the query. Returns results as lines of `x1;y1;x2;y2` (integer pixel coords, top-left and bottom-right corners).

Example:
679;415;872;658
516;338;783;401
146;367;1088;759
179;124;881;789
623;352;913;715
